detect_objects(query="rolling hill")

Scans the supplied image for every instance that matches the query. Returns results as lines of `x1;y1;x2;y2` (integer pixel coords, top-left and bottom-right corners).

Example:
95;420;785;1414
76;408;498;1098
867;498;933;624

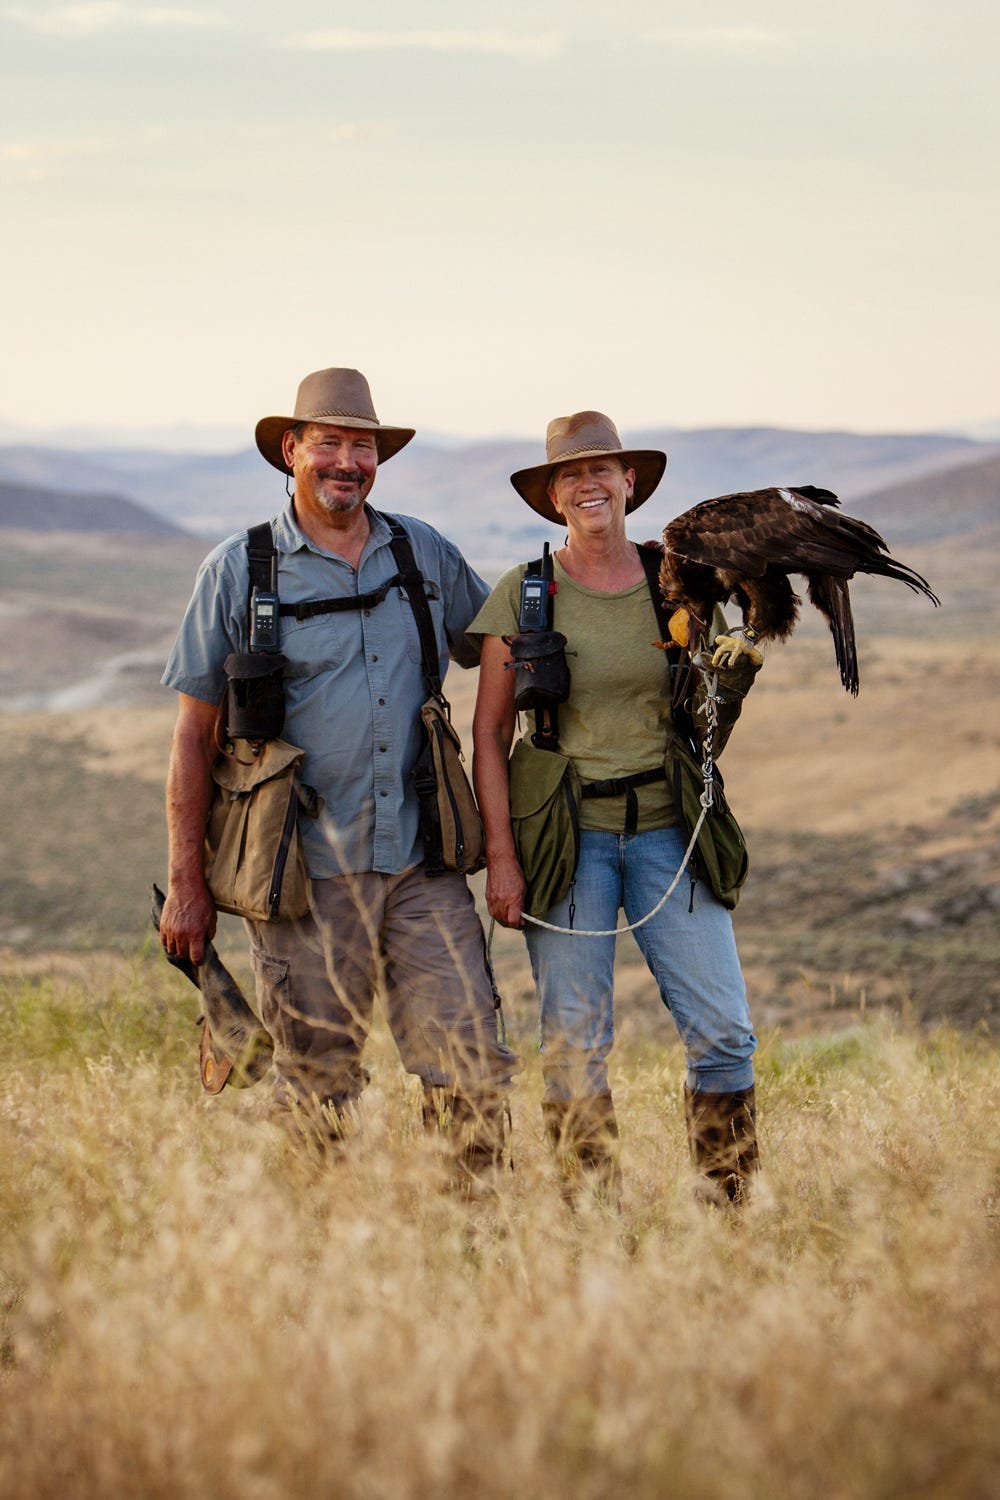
1;426;995;565
0;477;187;537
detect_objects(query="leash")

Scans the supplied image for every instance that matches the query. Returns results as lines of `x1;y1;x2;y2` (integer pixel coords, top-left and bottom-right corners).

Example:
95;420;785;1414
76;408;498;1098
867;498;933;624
519;669;720;939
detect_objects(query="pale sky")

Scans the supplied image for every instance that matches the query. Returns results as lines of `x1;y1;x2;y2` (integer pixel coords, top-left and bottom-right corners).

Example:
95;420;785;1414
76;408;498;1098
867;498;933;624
1;0;997;444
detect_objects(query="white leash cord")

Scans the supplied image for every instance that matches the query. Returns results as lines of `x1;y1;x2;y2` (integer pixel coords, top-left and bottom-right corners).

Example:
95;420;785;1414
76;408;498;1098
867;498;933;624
519;801;708;937
518;668;720;939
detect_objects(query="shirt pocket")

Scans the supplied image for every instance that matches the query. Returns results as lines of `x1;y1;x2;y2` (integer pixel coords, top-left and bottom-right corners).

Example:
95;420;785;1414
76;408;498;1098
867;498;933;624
394;578;443;666
278;610;364;677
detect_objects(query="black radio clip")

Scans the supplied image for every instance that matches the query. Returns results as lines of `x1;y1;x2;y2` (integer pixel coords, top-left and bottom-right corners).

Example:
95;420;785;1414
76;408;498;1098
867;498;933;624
507;543;571;749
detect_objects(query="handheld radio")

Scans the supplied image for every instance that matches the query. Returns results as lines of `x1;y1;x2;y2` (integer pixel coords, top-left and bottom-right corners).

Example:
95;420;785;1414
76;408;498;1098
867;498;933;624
249;589;281;651
518;542;553;632
249;538;281;653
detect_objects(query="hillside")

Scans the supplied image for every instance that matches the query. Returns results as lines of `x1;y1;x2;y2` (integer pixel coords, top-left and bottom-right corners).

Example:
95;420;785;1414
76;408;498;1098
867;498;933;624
1;427;995;562
0;478;185;537
844;448;1000;544
0;527;207;709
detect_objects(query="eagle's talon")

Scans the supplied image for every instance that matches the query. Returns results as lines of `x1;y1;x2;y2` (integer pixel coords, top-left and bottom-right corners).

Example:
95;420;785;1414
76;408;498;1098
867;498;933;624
710;633;765;670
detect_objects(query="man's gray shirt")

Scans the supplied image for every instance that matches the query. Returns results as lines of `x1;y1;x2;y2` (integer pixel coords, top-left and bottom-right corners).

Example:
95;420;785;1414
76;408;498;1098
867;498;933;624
162;503;489;878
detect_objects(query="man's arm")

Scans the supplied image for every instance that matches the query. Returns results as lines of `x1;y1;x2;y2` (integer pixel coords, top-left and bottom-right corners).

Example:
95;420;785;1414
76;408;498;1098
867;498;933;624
438;538;491;668
159;693;219;963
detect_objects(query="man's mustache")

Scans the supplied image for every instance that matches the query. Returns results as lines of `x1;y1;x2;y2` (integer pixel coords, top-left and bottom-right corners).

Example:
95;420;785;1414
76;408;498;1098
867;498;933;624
317;467;366;484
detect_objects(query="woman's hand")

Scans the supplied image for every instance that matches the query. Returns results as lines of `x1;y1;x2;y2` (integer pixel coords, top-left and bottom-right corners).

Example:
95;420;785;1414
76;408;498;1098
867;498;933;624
486;850;527;929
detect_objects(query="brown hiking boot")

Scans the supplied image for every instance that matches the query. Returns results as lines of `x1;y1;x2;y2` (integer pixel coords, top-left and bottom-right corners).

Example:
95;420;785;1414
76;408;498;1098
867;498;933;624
423;1087;510;1198
684;1085;759;1206
542;1092;623;1210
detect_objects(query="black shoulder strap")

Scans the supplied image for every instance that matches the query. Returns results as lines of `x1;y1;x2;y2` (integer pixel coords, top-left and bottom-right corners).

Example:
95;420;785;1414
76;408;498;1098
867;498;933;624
637;544;673;643
384;517;443;701
246;521;277;615
636;543;699;744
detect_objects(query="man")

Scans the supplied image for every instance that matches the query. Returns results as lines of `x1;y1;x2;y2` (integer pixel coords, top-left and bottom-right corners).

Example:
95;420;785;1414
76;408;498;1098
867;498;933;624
159;367;518;1180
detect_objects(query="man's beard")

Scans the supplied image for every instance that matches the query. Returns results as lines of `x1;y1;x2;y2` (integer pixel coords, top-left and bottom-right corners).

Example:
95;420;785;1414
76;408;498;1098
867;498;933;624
314;470;368;515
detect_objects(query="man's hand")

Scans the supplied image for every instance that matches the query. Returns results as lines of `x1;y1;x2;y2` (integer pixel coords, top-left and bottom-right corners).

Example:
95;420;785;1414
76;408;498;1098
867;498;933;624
710;632;764;670
159;879;217;965
485;851;527;929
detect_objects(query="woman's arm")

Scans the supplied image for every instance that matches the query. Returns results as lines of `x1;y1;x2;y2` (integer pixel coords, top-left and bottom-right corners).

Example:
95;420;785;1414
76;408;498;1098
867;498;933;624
472;635;526;928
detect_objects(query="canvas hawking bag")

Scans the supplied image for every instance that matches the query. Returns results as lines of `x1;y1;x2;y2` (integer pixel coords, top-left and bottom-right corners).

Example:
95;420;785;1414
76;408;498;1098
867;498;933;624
666;736;749;910
415;696;486;877
202;528;321;923
507;739;581;919
386;520;486;876
204;736;320;923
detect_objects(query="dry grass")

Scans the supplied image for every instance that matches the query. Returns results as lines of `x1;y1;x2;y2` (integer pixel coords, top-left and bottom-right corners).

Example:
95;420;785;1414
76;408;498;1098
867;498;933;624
1;957;998;1500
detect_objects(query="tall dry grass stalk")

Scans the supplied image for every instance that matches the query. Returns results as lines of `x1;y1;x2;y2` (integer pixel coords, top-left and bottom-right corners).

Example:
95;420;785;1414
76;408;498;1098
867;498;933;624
1;956;998;1499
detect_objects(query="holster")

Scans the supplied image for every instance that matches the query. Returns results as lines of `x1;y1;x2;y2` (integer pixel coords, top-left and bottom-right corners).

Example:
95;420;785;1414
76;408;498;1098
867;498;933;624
223;652;287;743
505;631;571;715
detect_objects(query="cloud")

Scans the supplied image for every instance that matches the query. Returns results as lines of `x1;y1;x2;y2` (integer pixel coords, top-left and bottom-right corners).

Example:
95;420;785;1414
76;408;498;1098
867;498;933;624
236;120;396;145
276;28;561;61
645;26;791;56
0;133;112;182
1;4;233;36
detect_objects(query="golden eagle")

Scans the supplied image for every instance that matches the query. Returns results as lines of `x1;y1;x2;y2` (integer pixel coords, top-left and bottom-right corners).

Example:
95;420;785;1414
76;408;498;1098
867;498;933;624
658;485;939;695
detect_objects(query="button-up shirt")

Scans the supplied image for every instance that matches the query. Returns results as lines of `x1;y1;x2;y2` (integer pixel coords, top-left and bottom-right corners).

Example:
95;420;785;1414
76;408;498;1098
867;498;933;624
162;502;489;877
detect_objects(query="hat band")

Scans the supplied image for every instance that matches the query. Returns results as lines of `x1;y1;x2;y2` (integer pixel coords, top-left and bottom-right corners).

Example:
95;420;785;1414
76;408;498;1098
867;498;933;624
549;441;621;461
299;407;380;424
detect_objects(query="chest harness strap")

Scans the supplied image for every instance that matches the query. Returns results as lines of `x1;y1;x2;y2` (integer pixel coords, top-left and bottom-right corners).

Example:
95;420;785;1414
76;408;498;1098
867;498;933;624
246;517;438;674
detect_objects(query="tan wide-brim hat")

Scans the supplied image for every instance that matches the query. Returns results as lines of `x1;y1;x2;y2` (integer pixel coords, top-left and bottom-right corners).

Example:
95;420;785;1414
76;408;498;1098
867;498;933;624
255;367;416;475
511;410;667;525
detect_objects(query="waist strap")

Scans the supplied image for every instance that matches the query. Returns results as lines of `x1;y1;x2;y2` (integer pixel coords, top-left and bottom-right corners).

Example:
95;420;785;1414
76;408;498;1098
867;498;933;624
580;766;667;836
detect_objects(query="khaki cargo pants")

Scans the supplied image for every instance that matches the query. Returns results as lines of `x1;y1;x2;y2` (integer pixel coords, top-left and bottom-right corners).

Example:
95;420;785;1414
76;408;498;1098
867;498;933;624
245;863;519;1113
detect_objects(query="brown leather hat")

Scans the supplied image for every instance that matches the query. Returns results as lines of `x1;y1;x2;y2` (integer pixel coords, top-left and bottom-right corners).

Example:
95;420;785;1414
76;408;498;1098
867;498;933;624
255;367;416;475
511;410;667;524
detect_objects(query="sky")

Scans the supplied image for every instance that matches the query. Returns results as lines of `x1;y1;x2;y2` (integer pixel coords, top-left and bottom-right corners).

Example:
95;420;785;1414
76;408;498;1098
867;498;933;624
1;0;997;447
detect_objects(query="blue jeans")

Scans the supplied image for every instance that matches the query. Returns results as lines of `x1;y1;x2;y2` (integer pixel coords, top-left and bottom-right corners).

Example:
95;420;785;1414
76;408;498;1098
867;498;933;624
525;828;757;1102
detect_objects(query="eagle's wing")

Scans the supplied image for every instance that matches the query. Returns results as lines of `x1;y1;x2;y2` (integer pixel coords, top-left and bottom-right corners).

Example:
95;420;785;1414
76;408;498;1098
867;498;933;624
666;486;937;599
665;489;791;576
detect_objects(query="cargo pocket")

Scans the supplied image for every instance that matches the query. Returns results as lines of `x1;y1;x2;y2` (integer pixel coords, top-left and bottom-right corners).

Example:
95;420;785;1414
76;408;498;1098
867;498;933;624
250;947;291;1050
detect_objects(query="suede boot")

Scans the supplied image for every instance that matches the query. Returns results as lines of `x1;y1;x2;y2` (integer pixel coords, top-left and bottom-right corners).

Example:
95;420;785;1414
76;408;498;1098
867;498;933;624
684;1084;759;1206
542;1092;623;1210
423;1087;510;1197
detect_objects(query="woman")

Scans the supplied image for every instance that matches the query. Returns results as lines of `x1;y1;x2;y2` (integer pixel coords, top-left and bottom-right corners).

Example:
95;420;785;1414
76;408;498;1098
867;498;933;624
471;411;761;1205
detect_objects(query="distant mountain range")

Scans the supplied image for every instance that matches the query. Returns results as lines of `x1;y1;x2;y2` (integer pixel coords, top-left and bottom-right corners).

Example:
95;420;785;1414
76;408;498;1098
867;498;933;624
1;425;996;568
1;431;994;712
0;478;187;537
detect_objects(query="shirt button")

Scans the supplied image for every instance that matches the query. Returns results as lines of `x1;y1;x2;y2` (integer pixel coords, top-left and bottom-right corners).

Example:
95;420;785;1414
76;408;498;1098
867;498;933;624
379;789;388;798
372;654;378;662
363;609;371;617
378;698;385;706
379;744;387;752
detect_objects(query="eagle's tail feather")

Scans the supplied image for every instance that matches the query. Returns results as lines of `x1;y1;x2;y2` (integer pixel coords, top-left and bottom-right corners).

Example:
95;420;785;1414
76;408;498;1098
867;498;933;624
861;554;941;605
808;574;859;695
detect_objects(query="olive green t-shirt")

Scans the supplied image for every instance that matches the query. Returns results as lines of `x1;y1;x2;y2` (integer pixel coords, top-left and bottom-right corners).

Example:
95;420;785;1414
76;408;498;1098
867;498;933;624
469;555;677;832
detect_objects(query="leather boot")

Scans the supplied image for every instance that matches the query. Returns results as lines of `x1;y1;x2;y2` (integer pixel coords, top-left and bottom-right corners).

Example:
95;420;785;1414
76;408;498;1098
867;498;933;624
542;1092;622;1210
684;1085;759;1206
423;1087;509;1197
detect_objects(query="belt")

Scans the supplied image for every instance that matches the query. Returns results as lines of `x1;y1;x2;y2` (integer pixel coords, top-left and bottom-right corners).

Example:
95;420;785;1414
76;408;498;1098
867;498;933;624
580;766;667;836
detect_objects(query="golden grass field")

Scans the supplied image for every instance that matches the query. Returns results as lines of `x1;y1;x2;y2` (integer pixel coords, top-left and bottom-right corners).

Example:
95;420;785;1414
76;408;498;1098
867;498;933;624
1;562;998;1497
1;970;998;1500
